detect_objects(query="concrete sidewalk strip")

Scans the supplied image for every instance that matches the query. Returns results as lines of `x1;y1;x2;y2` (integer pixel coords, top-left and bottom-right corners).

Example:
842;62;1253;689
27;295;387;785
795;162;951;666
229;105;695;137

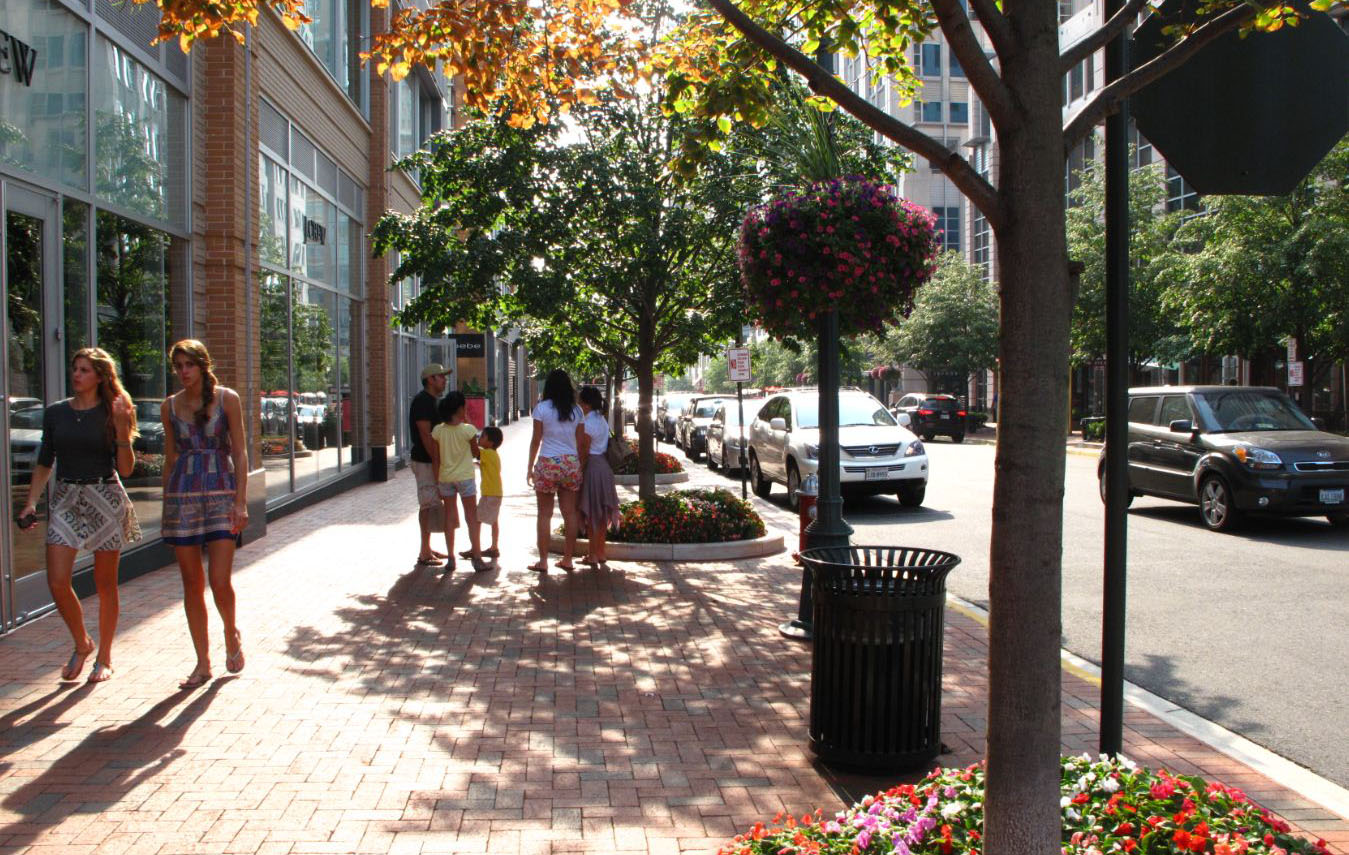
0;419;1343;855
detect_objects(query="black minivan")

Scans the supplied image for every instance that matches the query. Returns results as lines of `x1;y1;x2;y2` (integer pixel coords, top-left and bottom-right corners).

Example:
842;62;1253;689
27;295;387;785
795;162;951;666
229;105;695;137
1100;385;1349;531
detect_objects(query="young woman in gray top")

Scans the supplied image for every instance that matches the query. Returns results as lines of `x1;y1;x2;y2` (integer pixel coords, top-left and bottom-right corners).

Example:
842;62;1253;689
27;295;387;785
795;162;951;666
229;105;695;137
18;348;139;683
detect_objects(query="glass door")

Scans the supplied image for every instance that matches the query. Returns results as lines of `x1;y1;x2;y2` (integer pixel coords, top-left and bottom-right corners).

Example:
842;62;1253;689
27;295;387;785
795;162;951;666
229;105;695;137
2;182;62;631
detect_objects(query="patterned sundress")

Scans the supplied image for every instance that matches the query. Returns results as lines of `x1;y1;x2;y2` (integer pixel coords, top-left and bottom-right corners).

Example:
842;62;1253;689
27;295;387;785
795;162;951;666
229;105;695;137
161;404;238;545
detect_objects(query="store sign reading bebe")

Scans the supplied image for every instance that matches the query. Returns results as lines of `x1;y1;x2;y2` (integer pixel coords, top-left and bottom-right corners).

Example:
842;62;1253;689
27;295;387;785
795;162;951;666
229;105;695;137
0;28;39;87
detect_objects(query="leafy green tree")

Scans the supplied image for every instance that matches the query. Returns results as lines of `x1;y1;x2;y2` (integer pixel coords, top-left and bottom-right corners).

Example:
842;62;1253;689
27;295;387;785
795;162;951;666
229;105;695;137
878;252;998;383
1067;159;1186;370
374;103;757;499
1162;139;1349;402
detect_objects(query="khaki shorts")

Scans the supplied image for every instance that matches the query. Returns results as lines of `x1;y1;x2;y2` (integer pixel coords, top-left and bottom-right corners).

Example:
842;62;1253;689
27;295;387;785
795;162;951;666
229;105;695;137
412;461;439;510
437;479;477;498
477;495;502;525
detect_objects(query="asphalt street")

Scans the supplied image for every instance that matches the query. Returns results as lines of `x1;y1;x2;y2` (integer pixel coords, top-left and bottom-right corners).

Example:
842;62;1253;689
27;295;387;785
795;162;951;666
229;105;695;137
686;437;1349;789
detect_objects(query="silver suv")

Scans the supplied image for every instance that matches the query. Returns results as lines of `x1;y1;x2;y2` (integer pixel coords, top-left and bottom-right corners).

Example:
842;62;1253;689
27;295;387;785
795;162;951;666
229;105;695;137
747;388;929;510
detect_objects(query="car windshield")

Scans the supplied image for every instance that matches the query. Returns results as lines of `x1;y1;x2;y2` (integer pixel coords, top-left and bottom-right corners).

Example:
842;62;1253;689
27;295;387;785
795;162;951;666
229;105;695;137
922;398;959;411
135;400;162;420
1192;390;1315;432
795;395;897;429
694;402;726;418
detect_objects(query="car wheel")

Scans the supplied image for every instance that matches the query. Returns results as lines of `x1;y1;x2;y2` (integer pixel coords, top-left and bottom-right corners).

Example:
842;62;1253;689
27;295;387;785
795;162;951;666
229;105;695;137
786;462;801;512
951;433;965;444
1199;474;1242;532
897;482;926;508
922;431;935;443
749;453;772;498
1097;469;1135;507
707;446;719;471
1328;513;1349;529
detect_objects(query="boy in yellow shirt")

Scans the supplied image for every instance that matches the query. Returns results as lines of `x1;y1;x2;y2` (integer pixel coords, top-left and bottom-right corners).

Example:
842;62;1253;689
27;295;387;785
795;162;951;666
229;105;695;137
469;426;503;561
431;392;488;572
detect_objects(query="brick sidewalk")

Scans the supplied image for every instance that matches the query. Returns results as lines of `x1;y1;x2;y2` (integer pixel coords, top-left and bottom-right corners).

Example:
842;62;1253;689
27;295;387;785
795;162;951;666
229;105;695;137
1;420;1345;854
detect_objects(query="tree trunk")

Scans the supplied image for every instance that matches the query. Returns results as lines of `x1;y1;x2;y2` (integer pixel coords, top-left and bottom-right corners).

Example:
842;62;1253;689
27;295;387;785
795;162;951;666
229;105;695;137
983;10;1072;853
636;350;658;502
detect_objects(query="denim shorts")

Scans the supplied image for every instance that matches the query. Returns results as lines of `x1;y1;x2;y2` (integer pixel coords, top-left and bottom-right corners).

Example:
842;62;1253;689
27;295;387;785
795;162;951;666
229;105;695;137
437;479;477;498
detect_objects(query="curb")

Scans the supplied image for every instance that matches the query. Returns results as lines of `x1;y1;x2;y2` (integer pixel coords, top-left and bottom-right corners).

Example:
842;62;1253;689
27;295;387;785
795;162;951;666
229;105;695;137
549;532;786;562
613;472;690;486
946;594;1349;821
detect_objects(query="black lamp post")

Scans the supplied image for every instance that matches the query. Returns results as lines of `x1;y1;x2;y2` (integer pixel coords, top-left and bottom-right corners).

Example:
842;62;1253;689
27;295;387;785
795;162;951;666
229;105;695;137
779;307;853;640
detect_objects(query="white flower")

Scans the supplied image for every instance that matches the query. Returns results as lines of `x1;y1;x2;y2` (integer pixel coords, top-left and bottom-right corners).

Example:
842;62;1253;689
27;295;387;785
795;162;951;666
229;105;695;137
1101;778;1120;794
1065;808;1082;823
1060;796;1072;808
941;802;964;819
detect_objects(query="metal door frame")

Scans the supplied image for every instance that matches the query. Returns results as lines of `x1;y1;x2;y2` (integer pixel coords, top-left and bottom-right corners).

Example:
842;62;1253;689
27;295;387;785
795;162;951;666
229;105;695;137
2;179;64;632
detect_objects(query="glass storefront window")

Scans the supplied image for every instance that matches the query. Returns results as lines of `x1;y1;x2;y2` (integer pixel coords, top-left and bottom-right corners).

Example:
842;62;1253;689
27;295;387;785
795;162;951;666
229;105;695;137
289;176;307;274
0;0;88;189
62;200;89;369
95;210;171;541
304;192;335;286
258;272;292;502
94;39;186;227
259;155;288;266
291;283;338;492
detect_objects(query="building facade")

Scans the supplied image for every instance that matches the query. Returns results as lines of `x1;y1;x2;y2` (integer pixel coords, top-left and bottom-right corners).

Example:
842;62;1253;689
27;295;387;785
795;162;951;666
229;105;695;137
0;0;526;633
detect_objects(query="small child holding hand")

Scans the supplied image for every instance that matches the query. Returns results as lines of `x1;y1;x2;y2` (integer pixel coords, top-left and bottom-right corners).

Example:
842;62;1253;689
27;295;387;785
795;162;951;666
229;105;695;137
461;425;503;562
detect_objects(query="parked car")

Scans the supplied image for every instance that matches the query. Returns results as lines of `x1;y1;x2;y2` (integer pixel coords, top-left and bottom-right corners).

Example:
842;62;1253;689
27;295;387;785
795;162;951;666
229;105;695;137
656;393;695;443
677;395;736;461
1099;385;1349;532
133;399;165;453
747;388;929;510
8;405;44;481
893;392;967;442
707;402;751;473
8;396;42;414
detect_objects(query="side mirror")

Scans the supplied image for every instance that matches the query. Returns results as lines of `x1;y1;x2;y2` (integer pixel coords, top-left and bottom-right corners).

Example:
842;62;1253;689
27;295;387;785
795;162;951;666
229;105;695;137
769;417;787;431
1169;419;1194;434
897;412;912;428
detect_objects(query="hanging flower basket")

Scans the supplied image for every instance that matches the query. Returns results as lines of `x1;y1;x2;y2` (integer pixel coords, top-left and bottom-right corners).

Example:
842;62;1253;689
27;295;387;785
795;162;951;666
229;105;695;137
738;176;940;338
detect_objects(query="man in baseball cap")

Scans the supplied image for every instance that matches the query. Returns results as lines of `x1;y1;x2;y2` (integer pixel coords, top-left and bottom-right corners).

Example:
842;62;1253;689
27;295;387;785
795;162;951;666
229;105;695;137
410;363;451;564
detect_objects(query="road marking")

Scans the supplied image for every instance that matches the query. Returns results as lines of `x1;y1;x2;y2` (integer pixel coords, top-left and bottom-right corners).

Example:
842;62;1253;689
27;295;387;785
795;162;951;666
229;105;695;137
947;594;1349;821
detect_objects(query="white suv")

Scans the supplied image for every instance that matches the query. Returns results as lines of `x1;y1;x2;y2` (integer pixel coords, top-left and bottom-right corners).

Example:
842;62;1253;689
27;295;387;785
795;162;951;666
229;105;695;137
747;389;929;509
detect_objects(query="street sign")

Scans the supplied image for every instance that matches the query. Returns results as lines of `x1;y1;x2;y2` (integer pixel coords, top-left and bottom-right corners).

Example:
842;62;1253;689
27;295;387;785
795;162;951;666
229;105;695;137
1288;361;1304;386
1286;338;1298;363
1131;0;1349;195
727;348;751;383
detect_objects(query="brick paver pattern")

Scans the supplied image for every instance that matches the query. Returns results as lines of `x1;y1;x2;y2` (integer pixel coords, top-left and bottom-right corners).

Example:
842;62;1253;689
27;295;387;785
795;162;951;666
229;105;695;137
2;420;1345;855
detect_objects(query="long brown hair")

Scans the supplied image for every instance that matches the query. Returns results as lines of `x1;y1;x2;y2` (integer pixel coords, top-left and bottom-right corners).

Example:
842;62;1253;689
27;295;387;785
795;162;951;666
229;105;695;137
169;339;219;427
71;347;139;444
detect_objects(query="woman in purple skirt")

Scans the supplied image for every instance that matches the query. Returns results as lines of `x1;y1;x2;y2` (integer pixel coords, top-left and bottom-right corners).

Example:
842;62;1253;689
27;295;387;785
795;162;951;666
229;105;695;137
577;386;621;569
161;340;249;689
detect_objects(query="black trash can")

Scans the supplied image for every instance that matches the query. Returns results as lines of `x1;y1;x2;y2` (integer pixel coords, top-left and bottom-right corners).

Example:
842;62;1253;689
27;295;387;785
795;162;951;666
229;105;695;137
800;545;960;771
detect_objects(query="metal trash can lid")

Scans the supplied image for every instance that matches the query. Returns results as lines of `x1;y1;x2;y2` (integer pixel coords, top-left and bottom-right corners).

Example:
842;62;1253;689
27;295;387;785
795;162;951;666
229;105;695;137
800;546;960;595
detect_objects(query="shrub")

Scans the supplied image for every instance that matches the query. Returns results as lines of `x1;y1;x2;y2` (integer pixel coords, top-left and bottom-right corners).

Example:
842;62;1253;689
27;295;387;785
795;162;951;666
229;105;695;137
1082;418;1107;442
614;450;683;475
131;452;163;479
720;755;1331;855
610;488;766;544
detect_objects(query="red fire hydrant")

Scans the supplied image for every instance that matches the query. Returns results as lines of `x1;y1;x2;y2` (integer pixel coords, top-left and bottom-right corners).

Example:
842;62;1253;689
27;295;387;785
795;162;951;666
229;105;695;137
796;471;819;560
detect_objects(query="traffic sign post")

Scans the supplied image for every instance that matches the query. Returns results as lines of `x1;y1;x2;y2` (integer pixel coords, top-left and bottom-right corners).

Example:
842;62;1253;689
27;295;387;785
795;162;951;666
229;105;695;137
728;346;751;500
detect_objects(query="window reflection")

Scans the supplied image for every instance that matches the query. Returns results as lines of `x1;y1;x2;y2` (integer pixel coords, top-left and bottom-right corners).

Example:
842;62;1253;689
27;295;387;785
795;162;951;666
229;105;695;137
259;272;293;501
291;283;338;491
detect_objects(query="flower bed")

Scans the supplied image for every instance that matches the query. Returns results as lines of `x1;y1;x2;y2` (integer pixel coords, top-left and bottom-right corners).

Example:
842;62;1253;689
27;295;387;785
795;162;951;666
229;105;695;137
610;488;765;544
720;755;1331;855
614;451;683;475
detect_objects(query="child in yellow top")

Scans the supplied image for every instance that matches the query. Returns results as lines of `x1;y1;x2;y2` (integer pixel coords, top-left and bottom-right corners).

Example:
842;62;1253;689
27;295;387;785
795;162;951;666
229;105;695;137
462;425;503;561
430;391;487;572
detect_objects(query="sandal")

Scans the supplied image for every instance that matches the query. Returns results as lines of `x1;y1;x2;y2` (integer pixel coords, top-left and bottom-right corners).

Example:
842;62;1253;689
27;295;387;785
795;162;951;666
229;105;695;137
527;562;548;573
556;562;575;571
61;642;95;681
87;662;114;684
416;555;443;566
226;639;245;674
578;558;598;567
178;670;211;690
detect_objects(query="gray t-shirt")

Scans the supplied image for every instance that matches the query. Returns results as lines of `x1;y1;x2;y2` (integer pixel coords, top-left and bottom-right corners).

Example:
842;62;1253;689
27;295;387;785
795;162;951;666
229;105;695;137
37;400;116;480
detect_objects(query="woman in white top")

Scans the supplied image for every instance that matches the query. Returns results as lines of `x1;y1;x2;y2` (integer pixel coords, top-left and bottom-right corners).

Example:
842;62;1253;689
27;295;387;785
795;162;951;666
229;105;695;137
577;386;621;570
526;369;585;572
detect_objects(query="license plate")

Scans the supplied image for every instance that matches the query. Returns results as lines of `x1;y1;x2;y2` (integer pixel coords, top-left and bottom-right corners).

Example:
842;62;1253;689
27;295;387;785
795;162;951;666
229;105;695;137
1321;488;1345;505
865;468;890;481
940;413;950;419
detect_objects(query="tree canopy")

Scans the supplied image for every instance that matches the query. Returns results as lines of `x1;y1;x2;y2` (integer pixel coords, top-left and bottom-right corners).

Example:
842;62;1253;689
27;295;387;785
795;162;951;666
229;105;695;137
878;251;998;382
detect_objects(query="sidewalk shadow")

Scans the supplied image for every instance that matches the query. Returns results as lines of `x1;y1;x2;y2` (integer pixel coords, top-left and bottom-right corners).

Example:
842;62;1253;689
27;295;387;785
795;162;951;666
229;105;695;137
1;681;225;847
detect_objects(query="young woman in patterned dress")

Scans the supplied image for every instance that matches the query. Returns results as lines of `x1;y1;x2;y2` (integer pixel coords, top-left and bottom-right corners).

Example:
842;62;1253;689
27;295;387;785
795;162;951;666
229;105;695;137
18;348;141;683
161;340;249;689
